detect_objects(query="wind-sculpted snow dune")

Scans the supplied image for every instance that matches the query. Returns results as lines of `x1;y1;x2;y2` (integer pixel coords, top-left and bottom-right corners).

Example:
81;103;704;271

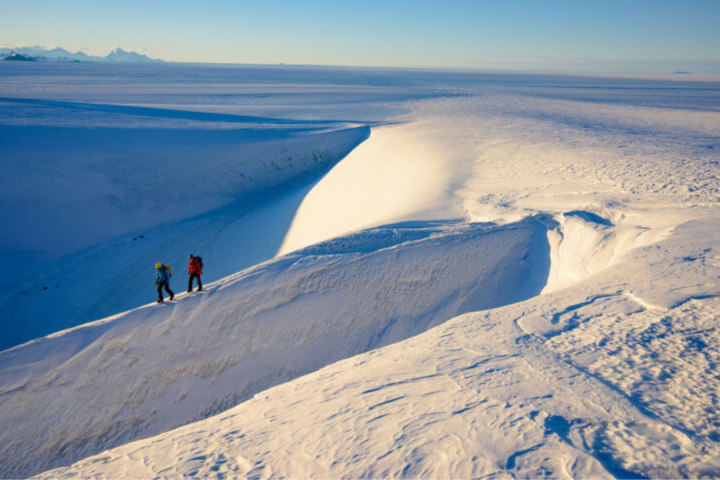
0;217;551;478
38;217;720;480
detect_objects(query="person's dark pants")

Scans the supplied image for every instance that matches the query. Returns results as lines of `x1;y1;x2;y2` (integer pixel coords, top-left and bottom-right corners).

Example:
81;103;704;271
188;274;202;292
157;280;174;301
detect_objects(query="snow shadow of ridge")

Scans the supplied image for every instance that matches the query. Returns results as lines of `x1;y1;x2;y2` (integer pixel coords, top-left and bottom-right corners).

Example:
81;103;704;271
0;216;551;478
0;97;369;126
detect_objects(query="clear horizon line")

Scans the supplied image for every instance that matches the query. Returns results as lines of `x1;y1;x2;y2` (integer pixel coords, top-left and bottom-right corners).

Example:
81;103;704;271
2;43;719;76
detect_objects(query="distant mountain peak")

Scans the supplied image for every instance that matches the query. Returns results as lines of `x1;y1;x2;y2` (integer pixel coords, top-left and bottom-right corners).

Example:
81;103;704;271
105;47;159;62
0;45;162;63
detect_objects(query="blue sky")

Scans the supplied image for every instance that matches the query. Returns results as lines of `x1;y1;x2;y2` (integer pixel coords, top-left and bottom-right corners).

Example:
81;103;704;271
1;0;719;72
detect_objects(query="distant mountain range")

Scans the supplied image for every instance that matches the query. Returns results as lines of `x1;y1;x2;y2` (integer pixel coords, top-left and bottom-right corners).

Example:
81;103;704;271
0;46;162;63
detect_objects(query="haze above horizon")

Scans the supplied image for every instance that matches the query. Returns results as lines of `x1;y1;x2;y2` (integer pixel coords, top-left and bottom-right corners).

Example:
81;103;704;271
1;0;719;74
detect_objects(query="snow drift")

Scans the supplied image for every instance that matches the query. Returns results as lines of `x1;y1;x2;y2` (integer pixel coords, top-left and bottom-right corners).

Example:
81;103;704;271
36;217;720;480
0;216;550;478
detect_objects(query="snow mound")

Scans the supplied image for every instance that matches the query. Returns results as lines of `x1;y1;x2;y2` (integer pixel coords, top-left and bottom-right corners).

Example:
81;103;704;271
278;121;467;254
543;210;671;293
40;217;720;480
0;217;550;478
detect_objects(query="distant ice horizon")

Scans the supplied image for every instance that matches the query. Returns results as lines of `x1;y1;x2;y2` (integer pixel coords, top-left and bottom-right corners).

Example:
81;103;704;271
3;43;719;75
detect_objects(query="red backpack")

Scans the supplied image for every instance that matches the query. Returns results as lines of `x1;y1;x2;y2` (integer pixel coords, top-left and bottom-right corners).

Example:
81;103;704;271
190;256;203;274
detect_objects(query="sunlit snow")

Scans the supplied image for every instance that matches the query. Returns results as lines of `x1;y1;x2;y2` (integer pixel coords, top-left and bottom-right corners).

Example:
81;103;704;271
0;62;719;478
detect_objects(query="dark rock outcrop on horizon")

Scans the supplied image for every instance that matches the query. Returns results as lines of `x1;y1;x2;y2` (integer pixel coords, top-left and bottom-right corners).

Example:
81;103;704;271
3;52;38;62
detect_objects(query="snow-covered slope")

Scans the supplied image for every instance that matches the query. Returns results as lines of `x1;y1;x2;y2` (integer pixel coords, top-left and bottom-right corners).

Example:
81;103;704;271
43;255;720;479
26;213;720;479
1;63;719;478
1;217;551;478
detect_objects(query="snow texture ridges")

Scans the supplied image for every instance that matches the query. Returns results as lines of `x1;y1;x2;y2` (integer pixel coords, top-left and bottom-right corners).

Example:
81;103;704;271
0;218;550;478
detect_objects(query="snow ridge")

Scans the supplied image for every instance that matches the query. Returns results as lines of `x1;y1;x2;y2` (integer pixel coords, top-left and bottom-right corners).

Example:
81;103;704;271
0;217;550;478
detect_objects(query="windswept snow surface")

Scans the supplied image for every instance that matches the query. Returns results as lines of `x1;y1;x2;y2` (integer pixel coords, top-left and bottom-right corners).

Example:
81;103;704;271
1;62;719;478
2;218;550;477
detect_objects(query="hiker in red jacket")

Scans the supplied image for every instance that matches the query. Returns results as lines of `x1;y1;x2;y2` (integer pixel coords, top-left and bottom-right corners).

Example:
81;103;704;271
188;254;203;292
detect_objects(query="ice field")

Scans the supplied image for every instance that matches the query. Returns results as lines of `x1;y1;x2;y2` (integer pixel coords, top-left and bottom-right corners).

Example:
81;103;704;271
0;62;719;478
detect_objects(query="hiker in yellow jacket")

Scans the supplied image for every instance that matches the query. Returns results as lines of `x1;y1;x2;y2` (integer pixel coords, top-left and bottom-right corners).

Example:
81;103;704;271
155;262;175;303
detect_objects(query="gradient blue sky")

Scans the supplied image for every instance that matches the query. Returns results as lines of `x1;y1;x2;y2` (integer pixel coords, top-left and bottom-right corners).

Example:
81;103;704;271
2;0;719;72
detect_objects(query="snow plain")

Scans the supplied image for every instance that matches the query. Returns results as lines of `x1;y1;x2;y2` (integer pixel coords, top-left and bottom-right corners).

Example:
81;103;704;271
0;62;719;478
